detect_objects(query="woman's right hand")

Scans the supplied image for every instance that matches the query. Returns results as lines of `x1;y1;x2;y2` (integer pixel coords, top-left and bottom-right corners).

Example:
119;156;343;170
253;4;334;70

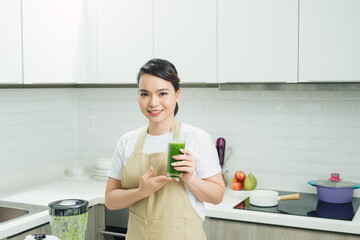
137;166;171;198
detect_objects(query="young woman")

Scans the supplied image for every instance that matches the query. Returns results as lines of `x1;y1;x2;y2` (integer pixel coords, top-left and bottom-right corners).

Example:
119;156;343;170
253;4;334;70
105;58;225;239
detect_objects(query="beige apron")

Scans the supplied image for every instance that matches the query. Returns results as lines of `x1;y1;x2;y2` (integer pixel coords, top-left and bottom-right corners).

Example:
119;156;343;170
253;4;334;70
121;121;206;240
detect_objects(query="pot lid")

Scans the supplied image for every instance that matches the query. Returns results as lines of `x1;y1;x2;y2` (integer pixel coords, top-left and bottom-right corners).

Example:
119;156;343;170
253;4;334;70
316;173;355;188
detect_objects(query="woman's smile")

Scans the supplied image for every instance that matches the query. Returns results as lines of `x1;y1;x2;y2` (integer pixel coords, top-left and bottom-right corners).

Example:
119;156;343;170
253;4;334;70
148;109;164;116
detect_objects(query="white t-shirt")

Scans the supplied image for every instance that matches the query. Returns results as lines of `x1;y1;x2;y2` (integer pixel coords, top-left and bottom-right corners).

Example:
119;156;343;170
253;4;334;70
107;122;222;220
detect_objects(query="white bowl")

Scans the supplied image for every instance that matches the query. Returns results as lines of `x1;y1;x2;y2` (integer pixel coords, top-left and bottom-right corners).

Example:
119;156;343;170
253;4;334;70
96;158;111;170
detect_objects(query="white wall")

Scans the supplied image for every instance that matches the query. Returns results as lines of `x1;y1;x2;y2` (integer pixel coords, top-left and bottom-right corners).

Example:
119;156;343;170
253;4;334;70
77;88;360;184
1;87;360;188
0;89;77;177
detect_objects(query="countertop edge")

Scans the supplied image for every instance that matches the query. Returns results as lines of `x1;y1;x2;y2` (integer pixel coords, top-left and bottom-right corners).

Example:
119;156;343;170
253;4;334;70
1;178;360;238
205;208;360;235
0;193;106;238
205;189;360;236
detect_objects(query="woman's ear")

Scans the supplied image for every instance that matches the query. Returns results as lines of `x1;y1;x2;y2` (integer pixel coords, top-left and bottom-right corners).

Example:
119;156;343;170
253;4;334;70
176;88;181;102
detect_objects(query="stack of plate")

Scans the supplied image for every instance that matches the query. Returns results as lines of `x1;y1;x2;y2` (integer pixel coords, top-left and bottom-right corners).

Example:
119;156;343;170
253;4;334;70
92;168;108;182
92;158;111;182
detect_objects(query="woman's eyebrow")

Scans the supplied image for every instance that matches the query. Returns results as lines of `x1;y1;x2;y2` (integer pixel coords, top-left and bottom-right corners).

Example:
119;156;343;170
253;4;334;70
157;88;170;92
138;88;170;92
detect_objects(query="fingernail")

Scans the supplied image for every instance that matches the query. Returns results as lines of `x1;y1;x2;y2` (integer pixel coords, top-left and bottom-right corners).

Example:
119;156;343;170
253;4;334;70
171;163;176;166
149;166;153;170
180;149;184;151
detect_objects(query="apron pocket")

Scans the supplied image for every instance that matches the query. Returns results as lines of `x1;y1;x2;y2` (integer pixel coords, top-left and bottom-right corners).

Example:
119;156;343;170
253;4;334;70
126;211;146;240
148;218;187;240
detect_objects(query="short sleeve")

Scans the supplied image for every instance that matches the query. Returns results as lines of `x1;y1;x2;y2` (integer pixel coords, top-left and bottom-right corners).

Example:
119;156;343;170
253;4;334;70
192;131;222;179
107;138;126;180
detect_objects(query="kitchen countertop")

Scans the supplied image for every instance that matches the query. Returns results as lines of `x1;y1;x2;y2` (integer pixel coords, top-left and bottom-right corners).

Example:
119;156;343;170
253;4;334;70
205;189;360;235
0;176;107;239
1;177;360;238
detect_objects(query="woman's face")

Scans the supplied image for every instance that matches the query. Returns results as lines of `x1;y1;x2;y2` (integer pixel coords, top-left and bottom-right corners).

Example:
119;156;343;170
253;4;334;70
138;74;180;125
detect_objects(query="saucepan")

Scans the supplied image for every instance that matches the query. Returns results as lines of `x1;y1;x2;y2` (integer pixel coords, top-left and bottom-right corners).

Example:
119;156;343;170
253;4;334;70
308;173;360;204
250;190;301;207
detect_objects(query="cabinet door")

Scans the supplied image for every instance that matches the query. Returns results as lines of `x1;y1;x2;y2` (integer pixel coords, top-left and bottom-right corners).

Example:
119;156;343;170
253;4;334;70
218;0;298;83
0;0;22;84
299;0;360;82
154;0;217;83
22;0;96;84
97;0;153;84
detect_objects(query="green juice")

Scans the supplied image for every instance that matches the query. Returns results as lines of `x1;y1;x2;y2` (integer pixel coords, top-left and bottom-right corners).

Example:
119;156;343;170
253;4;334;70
167;141;185;179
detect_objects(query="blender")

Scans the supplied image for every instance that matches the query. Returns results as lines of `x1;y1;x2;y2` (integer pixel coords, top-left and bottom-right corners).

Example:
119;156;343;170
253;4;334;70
48;199;89;240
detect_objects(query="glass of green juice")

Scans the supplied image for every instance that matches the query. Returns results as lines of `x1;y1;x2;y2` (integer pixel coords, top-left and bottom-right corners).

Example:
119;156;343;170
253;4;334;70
167;140;185;180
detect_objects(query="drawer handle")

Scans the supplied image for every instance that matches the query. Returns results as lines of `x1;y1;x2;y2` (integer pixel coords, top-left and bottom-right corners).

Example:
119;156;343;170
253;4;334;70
101;230;126;237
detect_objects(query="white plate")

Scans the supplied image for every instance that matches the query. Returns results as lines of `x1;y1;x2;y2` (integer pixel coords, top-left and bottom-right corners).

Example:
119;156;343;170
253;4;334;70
92;175;108;182
94;169;108;174
62;174;90;180
93;172;107;177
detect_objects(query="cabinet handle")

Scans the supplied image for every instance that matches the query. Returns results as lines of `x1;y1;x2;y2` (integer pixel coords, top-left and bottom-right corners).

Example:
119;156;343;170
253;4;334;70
101;230;126;237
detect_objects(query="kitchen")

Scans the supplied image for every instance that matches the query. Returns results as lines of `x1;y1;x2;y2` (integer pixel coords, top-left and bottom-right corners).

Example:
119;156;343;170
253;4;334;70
1;0;360;239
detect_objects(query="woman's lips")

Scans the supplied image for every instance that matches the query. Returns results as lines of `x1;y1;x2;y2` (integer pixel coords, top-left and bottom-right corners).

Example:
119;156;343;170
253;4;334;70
148;110;163;116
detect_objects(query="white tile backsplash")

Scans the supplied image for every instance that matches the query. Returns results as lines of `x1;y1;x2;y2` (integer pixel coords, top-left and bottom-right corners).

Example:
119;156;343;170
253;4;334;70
1;87;360;185
0;89;77;177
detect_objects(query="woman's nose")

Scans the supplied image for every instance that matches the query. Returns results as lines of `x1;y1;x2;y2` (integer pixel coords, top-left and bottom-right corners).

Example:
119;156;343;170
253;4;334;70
149;95;159;107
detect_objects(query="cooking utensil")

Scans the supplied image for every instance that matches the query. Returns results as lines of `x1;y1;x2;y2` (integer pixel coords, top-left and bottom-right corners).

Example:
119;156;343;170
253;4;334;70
216;137;226;168
250;190;300;207
308;173;360;204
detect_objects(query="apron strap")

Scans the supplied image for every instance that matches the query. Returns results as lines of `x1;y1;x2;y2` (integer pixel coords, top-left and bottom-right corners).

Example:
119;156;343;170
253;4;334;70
134;127;148;152
171;120;181;141
134;120;181;152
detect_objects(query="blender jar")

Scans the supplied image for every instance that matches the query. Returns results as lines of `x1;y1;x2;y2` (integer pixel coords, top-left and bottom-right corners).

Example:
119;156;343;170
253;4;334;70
48;199;89;240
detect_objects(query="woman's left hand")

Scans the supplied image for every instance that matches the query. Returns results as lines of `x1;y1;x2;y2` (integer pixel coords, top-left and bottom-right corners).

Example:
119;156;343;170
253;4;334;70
172;148;196;183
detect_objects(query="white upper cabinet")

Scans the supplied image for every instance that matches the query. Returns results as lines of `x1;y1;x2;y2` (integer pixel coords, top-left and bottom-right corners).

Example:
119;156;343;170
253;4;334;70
97;0;153;84
0;0;22;84
299;0;360;82
218;0;298;83
22;0;96;84
154;0;217;83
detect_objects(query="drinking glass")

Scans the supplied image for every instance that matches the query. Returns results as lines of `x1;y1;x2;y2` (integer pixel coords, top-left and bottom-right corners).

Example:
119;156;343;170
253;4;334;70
167;134;186;181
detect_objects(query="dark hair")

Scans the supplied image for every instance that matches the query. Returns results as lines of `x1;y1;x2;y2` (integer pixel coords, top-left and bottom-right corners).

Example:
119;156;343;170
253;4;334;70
137;58;181;116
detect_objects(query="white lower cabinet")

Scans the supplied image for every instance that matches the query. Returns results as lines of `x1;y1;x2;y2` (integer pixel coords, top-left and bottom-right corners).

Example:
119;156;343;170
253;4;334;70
204;217;360;240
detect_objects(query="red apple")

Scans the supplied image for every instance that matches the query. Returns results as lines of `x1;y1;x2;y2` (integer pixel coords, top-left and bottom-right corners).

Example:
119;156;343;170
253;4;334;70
231;181;243;191
235;171;246;182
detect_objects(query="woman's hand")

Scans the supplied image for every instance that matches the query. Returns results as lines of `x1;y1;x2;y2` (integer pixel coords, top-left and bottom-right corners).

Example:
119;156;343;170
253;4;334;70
137;166;171;198
172;148;196;183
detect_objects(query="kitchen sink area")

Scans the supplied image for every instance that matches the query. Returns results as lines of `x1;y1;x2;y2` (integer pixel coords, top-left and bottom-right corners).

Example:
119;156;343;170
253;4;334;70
0;200;47;226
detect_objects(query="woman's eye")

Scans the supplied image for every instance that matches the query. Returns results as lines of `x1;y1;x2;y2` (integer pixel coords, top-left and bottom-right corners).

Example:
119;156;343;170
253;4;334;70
140;93;149;97
160;92;168;96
